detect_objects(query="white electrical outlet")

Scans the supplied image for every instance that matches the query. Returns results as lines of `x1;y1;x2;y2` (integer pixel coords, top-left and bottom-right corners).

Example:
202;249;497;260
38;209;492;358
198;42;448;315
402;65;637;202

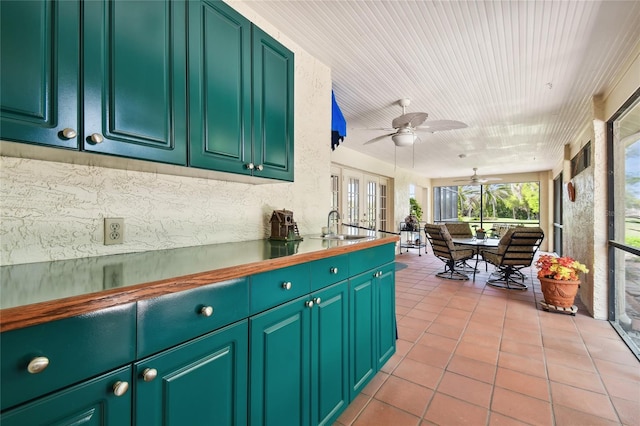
104;218;124;245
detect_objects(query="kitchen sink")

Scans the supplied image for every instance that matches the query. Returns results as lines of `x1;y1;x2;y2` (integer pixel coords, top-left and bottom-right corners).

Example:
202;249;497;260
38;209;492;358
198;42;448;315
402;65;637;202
321;234;368;240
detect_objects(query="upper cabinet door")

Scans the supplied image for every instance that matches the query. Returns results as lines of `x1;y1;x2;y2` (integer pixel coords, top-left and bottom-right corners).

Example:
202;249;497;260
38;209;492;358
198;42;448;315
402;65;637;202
252;26;295;181
188;0;252;175
0;0;80;149
83;0;187;165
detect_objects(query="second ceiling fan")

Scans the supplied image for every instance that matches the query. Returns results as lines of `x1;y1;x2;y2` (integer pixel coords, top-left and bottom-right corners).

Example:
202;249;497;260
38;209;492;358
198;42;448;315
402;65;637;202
364;98;467;147
454;168;502;185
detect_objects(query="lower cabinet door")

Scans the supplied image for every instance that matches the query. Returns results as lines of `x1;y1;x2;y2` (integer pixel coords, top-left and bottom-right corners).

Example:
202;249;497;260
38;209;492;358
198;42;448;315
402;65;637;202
311;281;349;426
134;320;248;426
250;296;311;426
376;263;396;369
0;365;132;426
348;270;377;401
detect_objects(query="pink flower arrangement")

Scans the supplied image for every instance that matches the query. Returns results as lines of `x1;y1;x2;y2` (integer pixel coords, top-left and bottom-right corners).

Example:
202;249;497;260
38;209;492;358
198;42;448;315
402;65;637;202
535;254;588;281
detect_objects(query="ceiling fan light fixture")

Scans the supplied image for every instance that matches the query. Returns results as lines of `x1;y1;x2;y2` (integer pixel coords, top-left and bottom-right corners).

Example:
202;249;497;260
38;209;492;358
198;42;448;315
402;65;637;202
392;131;416;147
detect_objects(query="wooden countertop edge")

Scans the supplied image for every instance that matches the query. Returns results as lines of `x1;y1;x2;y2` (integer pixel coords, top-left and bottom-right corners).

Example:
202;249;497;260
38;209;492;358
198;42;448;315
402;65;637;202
0;236;399;333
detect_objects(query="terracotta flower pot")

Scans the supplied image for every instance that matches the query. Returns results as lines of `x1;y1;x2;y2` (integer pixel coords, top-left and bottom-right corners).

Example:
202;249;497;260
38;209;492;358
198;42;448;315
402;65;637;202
539;277;580;308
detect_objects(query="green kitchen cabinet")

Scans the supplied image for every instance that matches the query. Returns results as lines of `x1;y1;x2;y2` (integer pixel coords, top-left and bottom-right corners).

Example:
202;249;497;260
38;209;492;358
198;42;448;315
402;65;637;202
376;262;396;369
1;365;133;426
1;0;188;164
0;0;80;149
249;281;348;426
348;261;396;400
311;281;349;426
187;0;251;175
251;25;295;181
189;0;294;181
134;320;248;426
82;0;187;164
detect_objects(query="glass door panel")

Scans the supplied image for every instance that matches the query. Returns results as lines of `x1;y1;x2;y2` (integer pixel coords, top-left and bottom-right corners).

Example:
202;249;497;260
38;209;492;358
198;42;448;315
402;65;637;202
610;93;640;358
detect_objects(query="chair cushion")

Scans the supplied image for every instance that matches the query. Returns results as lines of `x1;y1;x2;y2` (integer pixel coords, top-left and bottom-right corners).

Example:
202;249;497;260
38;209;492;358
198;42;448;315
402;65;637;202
445;223;472;238
451;248;474;261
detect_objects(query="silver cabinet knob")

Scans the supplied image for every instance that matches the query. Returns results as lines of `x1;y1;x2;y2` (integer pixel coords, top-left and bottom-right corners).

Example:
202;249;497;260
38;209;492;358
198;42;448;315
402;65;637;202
112;381;129;396
61;128;77;139
200;306;214;317
282;282;292;290
246;163;255;170
90;133;104;144
27;356;49;374
256;164;264;171
330;267;338;274
142;368;158;382
313;297;321;305
305;300;314;308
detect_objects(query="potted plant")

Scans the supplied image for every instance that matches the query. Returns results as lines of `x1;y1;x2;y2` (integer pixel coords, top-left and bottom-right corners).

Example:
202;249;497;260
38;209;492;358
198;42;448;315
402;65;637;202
535;254;589;309
475;228;486;239
409;198;423;221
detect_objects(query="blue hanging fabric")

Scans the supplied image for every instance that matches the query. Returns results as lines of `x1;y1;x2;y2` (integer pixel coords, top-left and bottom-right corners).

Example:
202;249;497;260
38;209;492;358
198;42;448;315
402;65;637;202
331;90;347;150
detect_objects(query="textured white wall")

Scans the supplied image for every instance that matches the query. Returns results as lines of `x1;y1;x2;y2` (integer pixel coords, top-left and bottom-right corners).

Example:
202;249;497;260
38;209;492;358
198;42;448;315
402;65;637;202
561;41;640;319
0;3;333;266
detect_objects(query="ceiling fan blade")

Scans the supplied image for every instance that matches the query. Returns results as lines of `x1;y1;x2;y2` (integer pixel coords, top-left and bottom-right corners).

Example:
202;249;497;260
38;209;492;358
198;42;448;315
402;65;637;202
416;120;468;133
392;112;428;129
364;132;395;145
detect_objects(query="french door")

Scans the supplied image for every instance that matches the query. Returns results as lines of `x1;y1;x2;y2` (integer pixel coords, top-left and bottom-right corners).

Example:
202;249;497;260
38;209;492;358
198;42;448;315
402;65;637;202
339;169;389;232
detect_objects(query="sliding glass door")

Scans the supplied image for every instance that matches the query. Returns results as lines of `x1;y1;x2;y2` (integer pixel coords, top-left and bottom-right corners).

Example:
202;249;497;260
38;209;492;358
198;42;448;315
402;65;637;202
608;89;640;359
434;182;540;232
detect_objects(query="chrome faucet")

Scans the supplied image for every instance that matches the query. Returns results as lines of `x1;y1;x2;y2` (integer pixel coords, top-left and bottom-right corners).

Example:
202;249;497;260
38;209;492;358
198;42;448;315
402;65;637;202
327;210;341;235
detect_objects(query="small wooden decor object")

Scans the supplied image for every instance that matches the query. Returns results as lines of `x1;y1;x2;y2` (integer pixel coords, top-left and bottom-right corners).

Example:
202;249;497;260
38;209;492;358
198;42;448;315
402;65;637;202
269;209;303;241
567;181;576;202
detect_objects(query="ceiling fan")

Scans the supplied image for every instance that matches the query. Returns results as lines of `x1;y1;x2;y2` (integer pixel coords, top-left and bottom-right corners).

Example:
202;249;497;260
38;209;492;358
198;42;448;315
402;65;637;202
364;98;467;147
454;168;502;185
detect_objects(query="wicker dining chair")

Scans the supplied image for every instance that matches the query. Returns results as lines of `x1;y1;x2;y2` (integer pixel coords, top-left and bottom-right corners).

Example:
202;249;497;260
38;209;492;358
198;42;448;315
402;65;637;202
424;224;475;280
482;227;544;290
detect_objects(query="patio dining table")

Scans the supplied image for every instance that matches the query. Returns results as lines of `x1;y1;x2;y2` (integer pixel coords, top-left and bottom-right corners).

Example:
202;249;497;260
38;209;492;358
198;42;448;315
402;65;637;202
451;237;500;280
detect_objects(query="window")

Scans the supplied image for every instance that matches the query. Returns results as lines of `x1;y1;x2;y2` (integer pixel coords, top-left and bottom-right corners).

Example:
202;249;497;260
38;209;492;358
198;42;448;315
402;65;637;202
434;182;540;230
433;186;458;222
571;141;592;178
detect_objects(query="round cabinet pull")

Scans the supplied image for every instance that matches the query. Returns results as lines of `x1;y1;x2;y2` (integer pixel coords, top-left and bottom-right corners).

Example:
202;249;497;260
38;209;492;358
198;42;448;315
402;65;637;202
256;164;264;171
112;381;129;397
282;282;292;290
90;133;104;144
305;300;314;308
330;267;338;274
200;306;214;317
27;356;49;374
245;163;255;170
61;128;77;139
313;297;322;305
142;368;158;382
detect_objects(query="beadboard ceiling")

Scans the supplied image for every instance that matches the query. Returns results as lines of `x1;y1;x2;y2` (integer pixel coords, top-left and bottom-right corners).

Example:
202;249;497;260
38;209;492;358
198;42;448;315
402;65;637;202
243;0;640;179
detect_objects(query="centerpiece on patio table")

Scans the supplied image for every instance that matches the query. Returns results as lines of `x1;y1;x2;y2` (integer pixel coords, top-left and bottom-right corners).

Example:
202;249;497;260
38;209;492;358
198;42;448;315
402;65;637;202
535;254;588;315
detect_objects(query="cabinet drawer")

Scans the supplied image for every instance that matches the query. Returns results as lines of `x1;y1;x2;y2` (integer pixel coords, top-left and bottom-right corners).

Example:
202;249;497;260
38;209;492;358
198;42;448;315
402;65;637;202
137;278;249;358
250;263;310;315
1;365;132;426
309;254;349;291
348;243;396;276
0;303;136;411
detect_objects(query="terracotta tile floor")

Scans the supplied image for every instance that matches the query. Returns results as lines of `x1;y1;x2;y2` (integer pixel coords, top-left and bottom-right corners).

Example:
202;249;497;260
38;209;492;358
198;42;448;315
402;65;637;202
335;251;640;426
